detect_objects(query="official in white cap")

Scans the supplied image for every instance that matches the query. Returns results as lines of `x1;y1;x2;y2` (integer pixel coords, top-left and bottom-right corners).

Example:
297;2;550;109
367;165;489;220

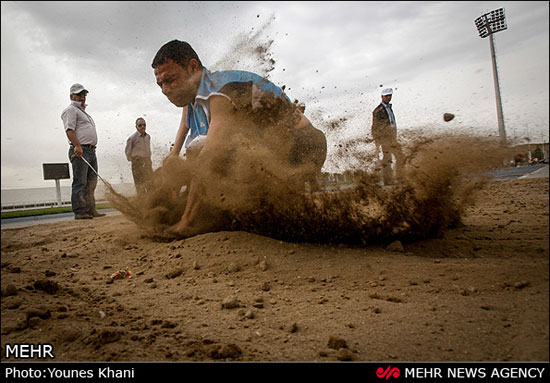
61;83;105;219
70;83;88;95
371;87;405;185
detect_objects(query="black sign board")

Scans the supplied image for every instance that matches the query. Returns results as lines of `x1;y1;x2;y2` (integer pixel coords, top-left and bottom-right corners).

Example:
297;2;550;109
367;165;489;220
43;163;70;180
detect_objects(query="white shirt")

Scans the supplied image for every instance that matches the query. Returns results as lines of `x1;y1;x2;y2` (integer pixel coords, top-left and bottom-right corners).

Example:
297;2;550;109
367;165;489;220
61;101;98;145
382;102;396;128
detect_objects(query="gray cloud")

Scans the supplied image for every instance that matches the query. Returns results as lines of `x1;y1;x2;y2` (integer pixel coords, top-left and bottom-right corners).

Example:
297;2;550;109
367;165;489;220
1;1;548;189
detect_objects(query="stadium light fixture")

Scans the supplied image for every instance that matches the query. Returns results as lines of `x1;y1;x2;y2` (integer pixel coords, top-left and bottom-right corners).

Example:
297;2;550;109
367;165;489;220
475;8;508;146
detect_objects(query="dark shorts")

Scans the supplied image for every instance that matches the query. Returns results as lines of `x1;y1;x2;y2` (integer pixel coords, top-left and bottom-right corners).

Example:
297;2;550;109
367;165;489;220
290;124;327;169
218;81;327;170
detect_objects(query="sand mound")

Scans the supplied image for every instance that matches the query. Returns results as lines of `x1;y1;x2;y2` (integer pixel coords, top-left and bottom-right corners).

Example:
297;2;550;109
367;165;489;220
107;129;510;245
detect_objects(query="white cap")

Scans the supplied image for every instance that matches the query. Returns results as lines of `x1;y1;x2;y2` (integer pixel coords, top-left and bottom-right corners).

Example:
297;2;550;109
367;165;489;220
70;83;88;95
381;88;393;96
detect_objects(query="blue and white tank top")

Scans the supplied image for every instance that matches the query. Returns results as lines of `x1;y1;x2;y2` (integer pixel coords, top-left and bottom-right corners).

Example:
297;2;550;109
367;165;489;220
184;68;289;147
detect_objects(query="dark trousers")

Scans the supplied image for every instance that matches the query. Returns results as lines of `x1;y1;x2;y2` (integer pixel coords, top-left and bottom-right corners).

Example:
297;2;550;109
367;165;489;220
131;157;153;195
289;124;327;192
69;146;98;215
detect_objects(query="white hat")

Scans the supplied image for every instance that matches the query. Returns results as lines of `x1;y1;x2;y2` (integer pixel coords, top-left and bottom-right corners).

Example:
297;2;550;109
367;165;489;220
70;83;88;94
381;88;393;96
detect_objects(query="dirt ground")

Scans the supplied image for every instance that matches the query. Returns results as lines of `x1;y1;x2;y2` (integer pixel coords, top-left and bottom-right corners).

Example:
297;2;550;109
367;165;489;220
1;176;548;362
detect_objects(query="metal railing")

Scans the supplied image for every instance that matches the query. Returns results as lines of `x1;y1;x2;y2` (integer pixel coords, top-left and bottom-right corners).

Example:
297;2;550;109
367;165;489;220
1;199;108;212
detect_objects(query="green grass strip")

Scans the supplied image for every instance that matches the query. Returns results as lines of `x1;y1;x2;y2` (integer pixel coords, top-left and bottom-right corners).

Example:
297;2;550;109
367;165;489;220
1;203;112;219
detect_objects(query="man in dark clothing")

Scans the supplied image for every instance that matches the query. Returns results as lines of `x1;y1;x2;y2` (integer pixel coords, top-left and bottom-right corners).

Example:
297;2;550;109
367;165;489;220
371;87;405;185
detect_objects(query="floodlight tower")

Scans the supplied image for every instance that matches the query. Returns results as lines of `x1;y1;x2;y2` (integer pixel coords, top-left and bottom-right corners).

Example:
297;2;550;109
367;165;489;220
475;8;508;146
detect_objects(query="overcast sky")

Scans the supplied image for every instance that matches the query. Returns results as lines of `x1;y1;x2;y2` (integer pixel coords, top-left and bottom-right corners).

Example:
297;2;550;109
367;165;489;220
1;1;548;189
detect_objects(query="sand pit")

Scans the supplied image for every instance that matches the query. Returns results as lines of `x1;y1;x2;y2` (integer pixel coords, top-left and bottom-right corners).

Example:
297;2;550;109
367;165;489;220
1;173;548;361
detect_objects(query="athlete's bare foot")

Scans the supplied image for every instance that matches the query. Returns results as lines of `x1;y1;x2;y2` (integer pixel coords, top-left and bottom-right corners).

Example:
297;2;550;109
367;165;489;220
166;220;199;238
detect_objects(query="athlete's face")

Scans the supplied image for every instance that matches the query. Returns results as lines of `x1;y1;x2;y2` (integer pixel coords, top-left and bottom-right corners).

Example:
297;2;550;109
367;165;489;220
154;59;202;107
